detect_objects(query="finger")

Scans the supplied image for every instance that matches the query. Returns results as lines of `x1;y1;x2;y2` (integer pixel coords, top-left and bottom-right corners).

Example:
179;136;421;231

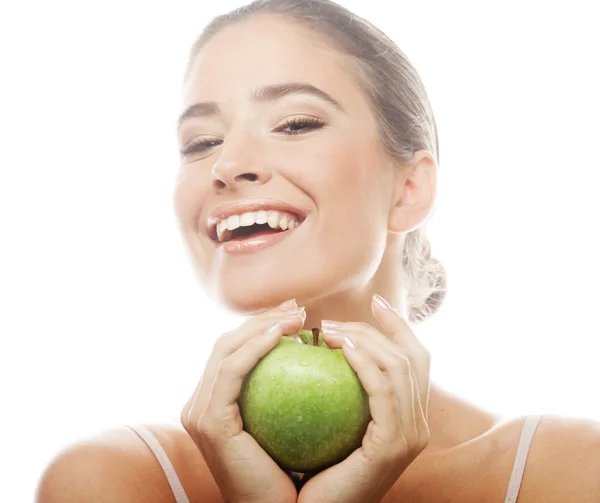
322;322;398;364
277;298;298;309
340;338;401;446
243;297;298;318
341;325;428;428
329;332;419;447
353;329;426;442
214;308;306;358
324;319;430;419
204;309;305;379
204;309;305;386
371;294;423;351
185;310;305;423
204;323;284;424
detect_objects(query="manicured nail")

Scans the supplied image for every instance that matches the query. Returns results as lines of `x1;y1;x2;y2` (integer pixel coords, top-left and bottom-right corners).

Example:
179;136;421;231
321;319;343;329
321;325;341;335
283;307;306;319
265;323;281;335
372;293;391;310
283;305;304;313
278;299;297;309
344;335;358;349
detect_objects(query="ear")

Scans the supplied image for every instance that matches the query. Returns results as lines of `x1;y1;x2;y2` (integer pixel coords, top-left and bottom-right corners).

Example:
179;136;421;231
388;150;437;234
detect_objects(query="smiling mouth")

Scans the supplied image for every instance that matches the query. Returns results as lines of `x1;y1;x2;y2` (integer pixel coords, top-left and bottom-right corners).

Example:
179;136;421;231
211;217;305;255
226;222;287;242
212;211;305;243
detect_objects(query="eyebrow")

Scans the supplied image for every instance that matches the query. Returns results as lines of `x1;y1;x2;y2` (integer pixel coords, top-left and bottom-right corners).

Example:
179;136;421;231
176;82;346;130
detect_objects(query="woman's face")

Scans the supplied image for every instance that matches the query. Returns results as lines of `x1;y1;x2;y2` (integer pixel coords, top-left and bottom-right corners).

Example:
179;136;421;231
174;15;398;315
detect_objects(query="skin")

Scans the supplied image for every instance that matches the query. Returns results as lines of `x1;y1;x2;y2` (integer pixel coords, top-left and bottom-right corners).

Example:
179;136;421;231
174;10;480;463
168;14;600;503
174;10;600;503
34;12;600;503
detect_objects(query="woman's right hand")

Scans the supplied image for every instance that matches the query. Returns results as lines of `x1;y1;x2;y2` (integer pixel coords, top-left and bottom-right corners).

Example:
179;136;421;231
181;298;306;503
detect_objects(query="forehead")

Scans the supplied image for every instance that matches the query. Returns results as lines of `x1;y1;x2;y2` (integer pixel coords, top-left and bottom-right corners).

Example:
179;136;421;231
183;15;363;108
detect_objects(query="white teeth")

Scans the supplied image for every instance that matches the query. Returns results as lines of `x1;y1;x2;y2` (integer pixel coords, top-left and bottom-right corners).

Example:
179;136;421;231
226;214;240;231
267;211;280;229
279;213;288;231
239;212;256;227
214;209;302;243
255;210;268;224
216;220;232;243
217;219;228;234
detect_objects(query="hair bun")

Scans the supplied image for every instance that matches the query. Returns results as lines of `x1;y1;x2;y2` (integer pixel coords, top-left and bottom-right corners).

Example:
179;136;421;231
408;256;447;323
403;230;447;324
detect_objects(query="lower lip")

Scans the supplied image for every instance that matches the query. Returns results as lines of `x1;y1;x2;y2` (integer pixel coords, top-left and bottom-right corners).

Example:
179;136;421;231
216;224;303;255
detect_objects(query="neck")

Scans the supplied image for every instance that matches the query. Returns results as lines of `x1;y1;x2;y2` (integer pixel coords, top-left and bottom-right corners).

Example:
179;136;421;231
302;234;410;330
297;234;500;453
424;382;501;454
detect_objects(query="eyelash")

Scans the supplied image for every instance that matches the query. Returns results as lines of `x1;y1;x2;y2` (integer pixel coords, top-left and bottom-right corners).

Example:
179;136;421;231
179;115;326;157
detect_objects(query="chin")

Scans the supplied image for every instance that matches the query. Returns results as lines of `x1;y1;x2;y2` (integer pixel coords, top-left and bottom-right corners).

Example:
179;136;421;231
213;282;295;316
211;273;314;317
207;249;375;316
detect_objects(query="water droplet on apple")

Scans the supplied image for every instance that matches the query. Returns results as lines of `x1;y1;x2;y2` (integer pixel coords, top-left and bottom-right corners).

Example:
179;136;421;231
297;415;303;422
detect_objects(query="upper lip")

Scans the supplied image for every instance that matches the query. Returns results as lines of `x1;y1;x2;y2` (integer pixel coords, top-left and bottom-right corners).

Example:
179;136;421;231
206;198;309;241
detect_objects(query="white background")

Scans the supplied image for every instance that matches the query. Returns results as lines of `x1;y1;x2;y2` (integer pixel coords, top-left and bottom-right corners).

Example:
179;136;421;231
1;1;599;501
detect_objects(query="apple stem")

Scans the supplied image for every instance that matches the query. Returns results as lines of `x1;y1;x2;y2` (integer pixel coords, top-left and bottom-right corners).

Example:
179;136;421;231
311;328;319;346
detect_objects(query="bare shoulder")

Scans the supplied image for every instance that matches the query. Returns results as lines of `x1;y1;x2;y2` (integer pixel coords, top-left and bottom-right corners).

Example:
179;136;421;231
493;414;600;502
390;413;600;503
35;421;222;503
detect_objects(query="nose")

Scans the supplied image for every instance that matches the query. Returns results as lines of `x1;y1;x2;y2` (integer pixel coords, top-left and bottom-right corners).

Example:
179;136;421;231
211;133;272;191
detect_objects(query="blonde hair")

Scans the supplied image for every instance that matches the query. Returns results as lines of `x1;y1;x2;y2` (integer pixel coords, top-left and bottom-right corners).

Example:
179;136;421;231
184;0;447;323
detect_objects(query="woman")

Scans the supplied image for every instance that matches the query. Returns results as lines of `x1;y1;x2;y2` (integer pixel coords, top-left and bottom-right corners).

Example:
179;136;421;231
36;0;600;502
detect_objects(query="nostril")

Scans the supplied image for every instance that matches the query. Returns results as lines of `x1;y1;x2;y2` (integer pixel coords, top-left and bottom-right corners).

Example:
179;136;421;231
213;179;226;190
237;173;258;182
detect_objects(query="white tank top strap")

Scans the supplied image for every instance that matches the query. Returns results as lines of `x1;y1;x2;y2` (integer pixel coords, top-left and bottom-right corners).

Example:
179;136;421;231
504;414;544;503
126;423;191;503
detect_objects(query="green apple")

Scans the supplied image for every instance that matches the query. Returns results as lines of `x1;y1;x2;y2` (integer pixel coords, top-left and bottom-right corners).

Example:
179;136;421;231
238;328;371;473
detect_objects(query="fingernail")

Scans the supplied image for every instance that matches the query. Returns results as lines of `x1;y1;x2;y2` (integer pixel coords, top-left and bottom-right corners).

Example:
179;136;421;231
321;325;341;335
283;306;304;314
344;335;358;349
278;299;297;309
372;293;391;310
283;307;305;318
265;323;281;335
321;319;343;329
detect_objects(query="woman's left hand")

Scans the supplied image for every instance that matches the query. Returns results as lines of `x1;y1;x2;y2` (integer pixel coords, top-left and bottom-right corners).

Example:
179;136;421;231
297;293;431;503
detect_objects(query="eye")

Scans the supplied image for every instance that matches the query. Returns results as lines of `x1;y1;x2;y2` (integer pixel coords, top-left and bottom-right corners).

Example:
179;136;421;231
179;116;326;158
274;115;326;135
179;137;223;157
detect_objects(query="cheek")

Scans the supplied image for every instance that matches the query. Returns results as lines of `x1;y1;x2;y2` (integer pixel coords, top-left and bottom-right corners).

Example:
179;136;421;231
321;143;389;247
307;138;384;206
292;139;371;191
172;168;208;231
302;142;388;242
